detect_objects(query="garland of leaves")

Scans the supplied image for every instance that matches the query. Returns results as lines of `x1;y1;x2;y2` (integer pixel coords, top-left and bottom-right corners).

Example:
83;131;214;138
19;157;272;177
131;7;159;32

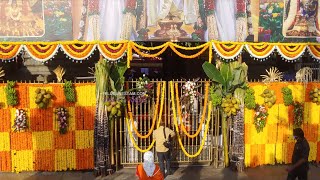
281;87;293;106
253;104;268;133
63;80;76;102
13;109;27;132
293;102;303;127
244;88;256;109
55;107;68;134
5;81;18;106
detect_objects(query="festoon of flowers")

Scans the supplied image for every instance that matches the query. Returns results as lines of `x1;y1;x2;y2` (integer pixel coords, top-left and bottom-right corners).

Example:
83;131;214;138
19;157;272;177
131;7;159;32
13;109;28;132
253;104;268;133
55;107;68;134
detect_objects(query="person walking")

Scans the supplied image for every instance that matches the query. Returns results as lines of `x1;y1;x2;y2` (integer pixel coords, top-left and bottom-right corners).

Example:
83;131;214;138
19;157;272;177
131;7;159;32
286;128;310;180
136;151;164;180
153;122;175;177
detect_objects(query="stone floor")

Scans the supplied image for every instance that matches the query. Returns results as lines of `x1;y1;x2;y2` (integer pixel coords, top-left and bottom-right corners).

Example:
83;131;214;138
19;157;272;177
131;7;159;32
0;164;319;180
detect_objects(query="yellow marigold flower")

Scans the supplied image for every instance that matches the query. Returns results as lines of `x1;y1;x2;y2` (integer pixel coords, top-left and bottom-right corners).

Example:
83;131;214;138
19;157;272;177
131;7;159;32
279;2;284;8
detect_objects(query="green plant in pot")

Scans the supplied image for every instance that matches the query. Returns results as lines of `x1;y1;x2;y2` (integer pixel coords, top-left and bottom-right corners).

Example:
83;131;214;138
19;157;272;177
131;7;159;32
202;61;248;167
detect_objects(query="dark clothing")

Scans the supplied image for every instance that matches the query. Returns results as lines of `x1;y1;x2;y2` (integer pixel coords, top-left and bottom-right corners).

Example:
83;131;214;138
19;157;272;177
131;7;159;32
157;151;170;177
292;138;310;171
287;138;310;180
287;170;308;180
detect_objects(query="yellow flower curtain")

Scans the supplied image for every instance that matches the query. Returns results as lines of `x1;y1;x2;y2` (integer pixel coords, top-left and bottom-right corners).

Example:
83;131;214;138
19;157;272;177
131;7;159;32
0;83;96;172
1;41;320;65
245;82;320;167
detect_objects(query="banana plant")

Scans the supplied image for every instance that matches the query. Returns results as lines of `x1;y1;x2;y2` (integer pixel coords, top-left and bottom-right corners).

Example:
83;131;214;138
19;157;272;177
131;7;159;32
202;61;248;167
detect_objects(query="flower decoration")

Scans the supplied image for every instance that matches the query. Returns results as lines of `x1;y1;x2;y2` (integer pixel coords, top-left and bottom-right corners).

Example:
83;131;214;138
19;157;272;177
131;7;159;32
133;74;154;103
181;78;202;105
253;105;268;133
293;102;303;128
55;107;68;134
13;109;27;132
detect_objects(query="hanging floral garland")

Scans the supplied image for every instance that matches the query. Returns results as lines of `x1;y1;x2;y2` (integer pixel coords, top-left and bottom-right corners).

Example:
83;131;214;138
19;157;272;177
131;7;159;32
293;102;303;127
55;107;68;134
169;42;211;61
253;104;268;133
245;44;275;60
244;87;256;109
0;44;23;60
212;43;244;61
307;45;320;61
130;42;169;59
276;45;306;61
13;109;27;132
98;42;128;61
24;44;59;62
60;44;96;61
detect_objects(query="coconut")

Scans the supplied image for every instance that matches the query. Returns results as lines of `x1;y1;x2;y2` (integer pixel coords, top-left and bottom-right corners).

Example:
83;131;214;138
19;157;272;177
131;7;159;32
117;110;122;117
111;101;117;106
38;102;45;108
314;88;318;92
263;89;270;94
116;104;121;109
107;106;112;112
40;89;46;94
105;101;111;106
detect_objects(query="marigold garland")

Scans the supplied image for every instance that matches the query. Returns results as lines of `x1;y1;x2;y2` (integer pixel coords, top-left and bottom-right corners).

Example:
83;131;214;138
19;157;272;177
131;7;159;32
24;44;59;62
276;45;306;60
98;43;128;60
131;42;169;58
60;44;97;60
127;82;163;139
169;43;209;59
175;82;209;138
170;81;212;158
126;82;166;152
0;44;22;60
245;44;275;59
307;45;320;60
213;43;244;60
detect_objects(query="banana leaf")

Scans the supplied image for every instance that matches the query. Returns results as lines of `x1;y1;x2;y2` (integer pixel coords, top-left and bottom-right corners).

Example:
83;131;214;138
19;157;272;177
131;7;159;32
202;62;225;85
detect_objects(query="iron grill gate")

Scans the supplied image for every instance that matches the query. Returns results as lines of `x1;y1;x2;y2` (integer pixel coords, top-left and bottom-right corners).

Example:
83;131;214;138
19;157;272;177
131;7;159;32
119;80;222;167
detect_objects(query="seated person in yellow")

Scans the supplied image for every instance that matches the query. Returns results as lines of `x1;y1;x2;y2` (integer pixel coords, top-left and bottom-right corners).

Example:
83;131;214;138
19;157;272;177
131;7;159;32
136;151;164;180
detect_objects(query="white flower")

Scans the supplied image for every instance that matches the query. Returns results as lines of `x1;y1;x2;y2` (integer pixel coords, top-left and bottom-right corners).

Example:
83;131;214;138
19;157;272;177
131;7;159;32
255;112;260;116
79;20;85;27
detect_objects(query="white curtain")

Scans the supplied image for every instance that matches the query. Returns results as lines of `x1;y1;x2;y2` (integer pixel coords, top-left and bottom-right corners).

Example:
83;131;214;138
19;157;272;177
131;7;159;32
215;0;236;41
99;0;126;41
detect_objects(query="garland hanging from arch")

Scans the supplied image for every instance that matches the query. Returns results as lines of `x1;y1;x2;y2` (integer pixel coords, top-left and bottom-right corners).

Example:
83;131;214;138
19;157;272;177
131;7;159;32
212;42;244;60
60;44;97;61
24;44;59;62
0;44;23;60
169;42;211;60
307;45;320;60
98;42;128;61
276;45;307;61
245;44;275;60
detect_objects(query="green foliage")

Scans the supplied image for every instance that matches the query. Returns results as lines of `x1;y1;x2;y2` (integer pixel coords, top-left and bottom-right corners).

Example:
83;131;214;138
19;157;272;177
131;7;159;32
109;60;128;93
5;81;18;106
210;86;222;107
293;102;303;128
63;80;76;103
245;88;256;109
281;87;293;106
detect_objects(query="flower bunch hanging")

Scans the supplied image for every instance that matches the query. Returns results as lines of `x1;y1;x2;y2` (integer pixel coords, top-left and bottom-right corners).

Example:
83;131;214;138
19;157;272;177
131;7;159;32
293;102;303;127
13;109;27;132
181;78;202;106
55;107;68;134
253;105;268;133
132;74;154;103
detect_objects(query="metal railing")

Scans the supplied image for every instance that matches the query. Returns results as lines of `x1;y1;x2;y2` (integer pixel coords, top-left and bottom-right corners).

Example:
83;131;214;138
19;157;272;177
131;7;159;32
118;80;223;168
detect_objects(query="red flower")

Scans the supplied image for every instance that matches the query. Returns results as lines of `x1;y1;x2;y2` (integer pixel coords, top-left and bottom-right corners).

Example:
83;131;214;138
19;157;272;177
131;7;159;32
126;0;137;10
205;0;215;10
236;0;246;13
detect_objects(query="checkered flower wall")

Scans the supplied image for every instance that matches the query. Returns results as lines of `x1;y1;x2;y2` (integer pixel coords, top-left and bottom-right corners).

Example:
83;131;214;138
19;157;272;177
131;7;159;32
0;83;95;172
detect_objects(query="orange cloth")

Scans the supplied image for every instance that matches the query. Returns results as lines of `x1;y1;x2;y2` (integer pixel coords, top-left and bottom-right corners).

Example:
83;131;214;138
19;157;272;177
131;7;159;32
136;164;164;180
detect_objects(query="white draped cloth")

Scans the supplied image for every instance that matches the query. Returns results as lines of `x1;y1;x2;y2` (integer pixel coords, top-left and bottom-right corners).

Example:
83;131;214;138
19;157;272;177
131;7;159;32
214;0;236;41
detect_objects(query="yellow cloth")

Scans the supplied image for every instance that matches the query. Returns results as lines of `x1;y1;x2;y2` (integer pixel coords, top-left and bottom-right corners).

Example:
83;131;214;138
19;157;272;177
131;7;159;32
153;126;175;152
